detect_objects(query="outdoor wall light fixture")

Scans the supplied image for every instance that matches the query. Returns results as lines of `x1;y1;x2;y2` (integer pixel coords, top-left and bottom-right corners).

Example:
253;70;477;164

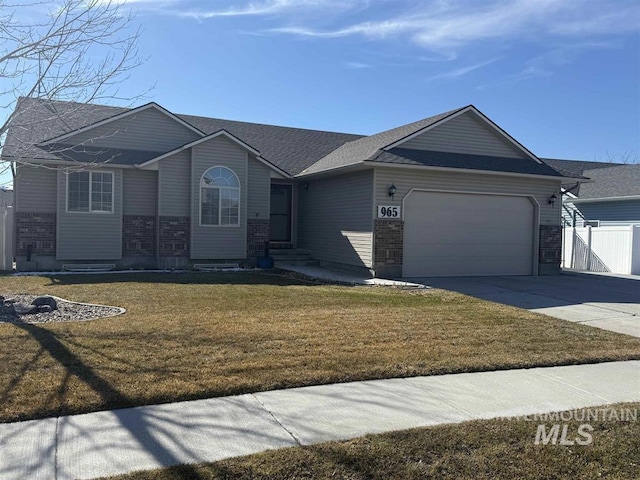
304;183;309;191
548;193;557;206
388;184;397;198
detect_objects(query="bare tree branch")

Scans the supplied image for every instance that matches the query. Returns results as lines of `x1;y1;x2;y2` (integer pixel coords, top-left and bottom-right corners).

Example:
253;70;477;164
0;0;147;187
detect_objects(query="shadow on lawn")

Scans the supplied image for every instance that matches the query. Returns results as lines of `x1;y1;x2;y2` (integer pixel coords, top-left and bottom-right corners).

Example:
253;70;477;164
9;322;218;480
40;270;329;288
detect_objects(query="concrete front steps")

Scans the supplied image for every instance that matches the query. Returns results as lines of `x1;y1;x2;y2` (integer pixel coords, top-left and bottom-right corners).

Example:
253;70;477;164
270;248;319;267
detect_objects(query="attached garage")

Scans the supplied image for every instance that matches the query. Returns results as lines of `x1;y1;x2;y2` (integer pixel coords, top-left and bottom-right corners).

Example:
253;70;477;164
402;190;537;277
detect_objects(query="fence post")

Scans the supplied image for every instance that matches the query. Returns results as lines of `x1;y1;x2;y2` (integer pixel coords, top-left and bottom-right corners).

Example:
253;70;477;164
585;225;592;271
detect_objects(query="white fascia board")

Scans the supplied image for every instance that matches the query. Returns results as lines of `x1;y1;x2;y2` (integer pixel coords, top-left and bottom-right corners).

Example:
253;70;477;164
570;195;640;204
383;105;543;164
38;102;205;146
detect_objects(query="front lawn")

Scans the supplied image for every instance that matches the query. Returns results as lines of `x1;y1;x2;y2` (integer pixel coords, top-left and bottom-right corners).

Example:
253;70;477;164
1;272;640;423
107;402;640;480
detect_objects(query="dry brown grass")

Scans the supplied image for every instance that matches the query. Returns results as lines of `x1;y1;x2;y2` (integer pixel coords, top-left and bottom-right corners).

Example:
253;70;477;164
108;402;640;480
1;272;640;423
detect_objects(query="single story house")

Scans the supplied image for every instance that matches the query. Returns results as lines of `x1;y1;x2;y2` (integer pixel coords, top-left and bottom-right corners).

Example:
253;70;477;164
2;97;580;277
543;159;640;227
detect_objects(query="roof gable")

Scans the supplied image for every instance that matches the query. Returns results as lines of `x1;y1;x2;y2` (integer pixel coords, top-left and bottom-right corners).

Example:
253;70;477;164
39;102;204;146
396;110;529;159
138;130;290;178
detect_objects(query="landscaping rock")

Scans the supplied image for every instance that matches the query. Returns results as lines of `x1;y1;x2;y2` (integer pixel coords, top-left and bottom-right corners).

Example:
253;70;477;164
31;296;58;311
4;298;17;304
14;303;38;315
37;305;53;313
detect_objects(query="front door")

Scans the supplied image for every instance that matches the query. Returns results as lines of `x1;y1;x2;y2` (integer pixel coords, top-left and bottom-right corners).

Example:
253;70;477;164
270;184;292;242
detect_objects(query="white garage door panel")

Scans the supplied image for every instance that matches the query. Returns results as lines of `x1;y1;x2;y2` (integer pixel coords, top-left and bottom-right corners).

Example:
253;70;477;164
403;192;534;277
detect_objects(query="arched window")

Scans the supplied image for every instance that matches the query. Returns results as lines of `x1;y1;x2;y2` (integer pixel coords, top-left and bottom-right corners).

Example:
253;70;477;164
200;167;240;226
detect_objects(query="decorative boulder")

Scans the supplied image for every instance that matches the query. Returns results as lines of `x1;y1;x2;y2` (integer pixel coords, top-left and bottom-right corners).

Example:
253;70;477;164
37;305;53;313
14;303;38;315
31;296;58;311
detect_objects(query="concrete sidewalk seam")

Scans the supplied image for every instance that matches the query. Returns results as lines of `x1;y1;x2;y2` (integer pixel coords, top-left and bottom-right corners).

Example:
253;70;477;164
251;393;302;447
532;370;612;403
54;416;59;480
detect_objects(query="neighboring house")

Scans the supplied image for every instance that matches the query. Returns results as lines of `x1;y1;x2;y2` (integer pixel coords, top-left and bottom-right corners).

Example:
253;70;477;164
543;159;640;227
1;97;579;277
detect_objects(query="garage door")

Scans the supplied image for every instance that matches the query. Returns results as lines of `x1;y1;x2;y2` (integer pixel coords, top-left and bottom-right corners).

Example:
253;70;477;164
403;191;535;277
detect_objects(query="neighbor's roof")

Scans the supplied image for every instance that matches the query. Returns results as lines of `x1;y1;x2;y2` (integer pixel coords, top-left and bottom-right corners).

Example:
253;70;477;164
541;158;621;177
3;97;574;179
577;164;640;200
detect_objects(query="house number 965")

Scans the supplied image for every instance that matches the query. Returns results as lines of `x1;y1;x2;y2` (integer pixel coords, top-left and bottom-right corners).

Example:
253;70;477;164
378;206;400;218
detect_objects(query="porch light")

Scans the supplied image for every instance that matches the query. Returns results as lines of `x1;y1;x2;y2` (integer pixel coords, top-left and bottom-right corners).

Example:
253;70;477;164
548;193;557;206
388;184;397;198
303;183;309;191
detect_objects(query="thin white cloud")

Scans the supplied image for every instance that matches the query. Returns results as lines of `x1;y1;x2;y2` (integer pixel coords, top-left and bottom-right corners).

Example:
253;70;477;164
267;0;640;52
427;57;502;80
344;61;373;69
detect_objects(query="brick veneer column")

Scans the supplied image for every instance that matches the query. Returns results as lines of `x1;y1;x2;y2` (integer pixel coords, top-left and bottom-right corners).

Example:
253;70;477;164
247;219;270;258
539;225;562;274
374;219;404;265
15;212;56;255
159;216;190;257
123;215;156;256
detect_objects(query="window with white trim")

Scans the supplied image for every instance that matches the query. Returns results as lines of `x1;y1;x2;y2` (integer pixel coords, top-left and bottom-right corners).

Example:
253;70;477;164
67;171;113;213
200;167;240;226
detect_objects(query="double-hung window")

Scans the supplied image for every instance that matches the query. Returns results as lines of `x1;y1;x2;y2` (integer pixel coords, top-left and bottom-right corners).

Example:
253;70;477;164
200;167;240;226
67;171;113;213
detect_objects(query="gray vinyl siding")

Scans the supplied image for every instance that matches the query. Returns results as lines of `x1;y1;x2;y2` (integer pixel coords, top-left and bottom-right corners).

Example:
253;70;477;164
158;151;190;217
61;107;201;152
401;111;528;159
190;136;248;259
247;155;270;220
123;169;157;215
374;168;561;226
56;169;122;260
568;200;640;226
298;170;374;267
14;164;57;213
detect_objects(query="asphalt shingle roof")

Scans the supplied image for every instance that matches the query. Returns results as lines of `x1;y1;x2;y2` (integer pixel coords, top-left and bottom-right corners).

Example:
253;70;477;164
299;107;467;175
577;164;640;199
374;149;568;177
177;114;362;176
541;158;621;177
2;97;362;175
2;97;574;180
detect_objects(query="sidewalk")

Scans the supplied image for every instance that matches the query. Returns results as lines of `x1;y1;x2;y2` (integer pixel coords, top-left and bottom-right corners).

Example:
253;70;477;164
2;361;639;480
277;264;423;287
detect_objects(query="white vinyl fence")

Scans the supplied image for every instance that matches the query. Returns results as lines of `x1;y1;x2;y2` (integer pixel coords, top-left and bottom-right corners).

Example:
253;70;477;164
562;225;640;275
0;205;13;271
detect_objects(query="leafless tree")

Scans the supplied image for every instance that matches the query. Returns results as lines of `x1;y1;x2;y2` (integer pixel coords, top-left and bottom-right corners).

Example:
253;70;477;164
0;0;145;186
602;150;640;165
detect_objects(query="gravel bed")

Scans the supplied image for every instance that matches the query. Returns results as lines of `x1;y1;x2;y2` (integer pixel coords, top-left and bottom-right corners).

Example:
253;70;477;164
0;294;125;324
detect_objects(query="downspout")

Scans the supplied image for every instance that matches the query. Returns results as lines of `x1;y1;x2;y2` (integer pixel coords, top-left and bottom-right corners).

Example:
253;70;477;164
155;168;161;269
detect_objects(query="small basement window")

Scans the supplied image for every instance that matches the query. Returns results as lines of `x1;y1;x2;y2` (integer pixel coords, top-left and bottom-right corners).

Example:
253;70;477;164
67;171;114;213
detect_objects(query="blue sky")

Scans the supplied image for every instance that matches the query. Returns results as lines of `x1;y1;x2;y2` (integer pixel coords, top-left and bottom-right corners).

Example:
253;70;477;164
11;0;640;164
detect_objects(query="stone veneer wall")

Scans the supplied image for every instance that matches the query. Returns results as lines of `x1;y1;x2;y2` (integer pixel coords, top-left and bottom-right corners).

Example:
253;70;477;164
374;219;404;266
123;215;156;257
247;219;269;258
159;216;189;257
15;212;56;256
539;225;562;274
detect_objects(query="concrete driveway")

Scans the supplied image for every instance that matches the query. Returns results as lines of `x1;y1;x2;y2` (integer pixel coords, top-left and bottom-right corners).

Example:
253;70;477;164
410;272;640;338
